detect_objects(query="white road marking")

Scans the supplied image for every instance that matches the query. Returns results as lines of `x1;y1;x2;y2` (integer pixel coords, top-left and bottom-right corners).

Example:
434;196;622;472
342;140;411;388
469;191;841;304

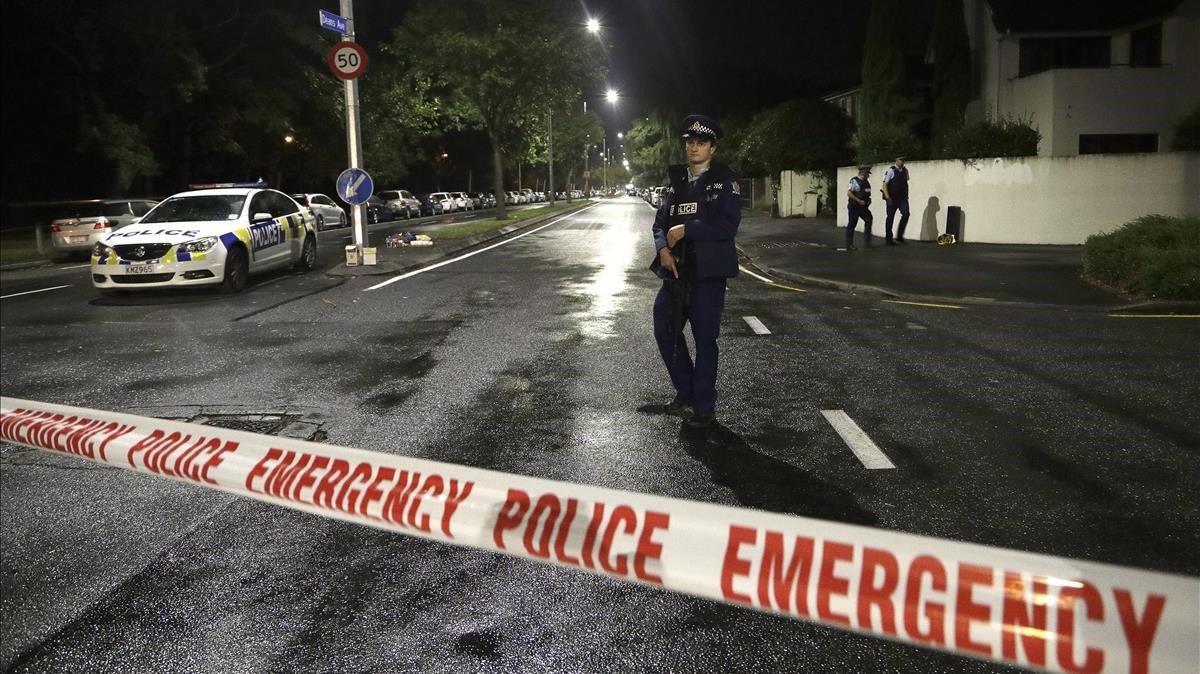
742;316;771;335
820;410;895;469
1;285;72;300
738;265;774;284
366;203;602;290
60;264;92;270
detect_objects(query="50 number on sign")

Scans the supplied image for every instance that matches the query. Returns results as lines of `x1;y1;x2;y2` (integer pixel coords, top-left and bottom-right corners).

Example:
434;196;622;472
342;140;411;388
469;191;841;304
327;42;368;80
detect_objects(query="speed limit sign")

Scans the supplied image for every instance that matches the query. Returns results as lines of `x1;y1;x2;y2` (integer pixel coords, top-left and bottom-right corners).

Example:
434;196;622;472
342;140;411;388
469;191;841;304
327;41;368;80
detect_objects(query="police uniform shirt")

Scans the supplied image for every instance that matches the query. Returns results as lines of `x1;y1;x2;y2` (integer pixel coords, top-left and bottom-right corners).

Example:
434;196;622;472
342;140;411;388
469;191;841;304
848;176;871;206
650;162;741;280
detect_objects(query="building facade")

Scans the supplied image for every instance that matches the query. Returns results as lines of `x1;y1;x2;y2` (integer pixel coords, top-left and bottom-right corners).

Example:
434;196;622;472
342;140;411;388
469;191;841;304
964;0;1200;156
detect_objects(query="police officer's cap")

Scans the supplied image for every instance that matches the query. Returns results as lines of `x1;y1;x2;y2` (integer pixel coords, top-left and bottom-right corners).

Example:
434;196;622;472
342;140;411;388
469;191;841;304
858;164;872;172
681;114;722;142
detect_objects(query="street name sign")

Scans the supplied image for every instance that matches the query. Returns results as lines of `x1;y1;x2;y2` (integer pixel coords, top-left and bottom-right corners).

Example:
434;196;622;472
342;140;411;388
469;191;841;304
318;9;351;36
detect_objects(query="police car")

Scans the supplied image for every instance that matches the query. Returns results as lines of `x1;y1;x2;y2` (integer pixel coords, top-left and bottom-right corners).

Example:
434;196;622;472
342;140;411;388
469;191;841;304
91;183;318;294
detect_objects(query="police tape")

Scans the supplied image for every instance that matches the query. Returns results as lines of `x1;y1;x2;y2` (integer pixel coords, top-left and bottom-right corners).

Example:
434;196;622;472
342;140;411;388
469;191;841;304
1;396;1196;673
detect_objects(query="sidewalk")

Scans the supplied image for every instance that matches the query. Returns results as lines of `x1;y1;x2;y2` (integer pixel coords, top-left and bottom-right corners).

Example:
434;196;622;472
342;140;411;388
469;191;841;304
736;213;1135;308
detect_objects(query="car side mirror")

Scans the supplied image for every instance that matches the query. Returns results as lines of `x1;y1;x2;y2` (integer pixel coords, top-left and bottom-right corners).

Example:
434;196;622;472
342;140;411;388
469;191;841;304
252;212;273;223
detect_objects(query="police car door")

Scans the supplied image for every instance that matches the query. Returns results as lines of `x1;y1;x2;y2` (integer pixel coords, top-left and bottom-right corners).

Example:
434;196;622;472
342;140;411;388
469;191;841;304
274;192;305;262
246;192;289;269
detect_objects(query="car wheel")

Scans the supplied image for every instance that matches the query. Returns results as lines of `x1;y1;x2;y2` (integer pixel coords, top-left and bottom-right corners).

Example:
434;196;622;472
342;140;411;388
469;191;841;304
316;214;325;231
219;246;249;294
339;212;348;227
296;235;317;272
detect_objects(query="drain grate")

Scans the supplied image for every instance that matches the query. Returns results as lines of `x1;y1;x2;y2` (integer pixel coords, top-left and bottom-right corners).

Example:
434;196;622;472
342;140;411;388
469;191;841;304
189;414;298;436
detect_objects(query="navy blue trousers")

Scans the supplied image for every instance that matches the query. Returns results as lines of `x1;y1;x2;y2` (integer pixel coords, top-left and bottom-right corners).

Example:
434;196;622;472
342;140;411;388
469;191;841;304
653;278;727;413
886;198;910;241
847;205;872;246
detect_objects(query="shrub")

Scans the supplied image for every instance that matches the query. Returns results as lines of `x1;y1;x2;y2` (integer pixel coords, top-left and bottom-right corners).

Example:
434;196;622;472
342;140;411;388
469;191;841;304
940;116;1041;159
1170;104;1200;151
1083;215;1200;300
855;124;924;165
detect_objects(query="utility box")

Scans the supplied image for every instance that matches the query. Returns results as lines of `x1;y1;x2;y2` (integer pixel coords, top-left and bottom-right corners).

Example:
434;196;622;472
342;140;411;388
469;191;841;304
345;245;359;266
362;247;377;265
946;206;962;240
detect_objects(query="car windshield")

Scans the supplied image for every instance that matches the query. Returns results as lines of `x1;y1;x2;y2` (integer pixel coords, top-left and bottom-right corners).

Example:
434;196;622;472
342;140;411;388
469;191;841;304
140;195;246;223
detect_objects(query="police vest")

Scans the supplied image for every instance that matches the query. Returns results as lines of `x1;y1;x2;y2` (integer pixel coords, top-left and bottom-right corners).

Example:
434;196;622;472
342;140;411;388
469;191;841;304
887;165;909;200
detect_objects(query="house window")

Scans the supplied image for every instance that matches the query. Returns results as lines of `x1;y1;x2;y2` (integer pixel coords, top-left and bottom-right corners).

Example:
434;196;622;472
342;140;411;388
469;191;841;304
1019;37;1111;77
1078;134;1158;154
1130;23;1162;67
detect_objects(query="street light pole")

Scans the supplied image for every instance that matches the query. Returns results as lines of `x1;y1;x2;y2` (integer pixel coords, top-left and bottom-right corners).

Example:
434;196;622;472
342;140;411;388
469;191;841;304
548;108;555;205
340;0;366;256
602;136;608;192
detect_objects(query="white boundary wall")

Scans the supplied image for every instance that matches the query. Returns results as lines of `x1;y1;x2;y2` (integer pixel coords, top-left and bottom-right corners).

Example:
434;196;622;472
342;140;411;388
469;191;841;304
837;152;1200;244
778;171;827;218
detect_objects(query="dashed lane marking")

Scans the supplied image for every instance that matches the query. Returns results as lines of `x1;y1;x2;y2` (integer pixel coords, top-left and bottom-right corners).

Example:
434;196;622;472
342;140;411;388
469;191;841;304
742;316;771;335
820;410;895;469
1;285;72;300
882;299;963;310
365;202;602;290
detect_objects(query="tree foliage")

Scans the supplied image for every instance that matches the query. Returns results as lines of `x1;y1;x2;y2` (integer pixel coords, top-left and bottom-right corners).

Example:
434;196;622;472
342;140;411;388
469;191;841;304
860;0;911;130
1170;103;1200;151
940;116;1041;159
390;0;604;216
931;0;972;155
734;99;854;177
627;113;684;186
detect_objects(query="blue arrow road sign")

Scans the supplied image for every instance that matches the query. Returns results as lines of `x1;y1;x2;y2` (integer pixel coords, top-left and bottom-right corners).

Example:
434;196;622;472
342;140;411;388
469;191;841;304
318;9;351;36
336;168;373;205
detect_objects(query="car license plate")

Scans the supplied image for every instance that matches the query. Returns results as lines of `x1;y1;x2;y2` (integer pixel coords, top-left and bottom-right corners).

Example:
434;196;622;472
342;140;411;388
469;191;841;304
126;265;155;274
68;236;88;244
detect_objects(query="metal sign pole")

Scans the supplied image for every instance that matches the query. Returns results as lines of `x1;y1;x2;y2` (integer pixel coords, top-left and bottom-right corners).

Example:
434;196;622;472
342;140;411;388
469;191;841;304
548;108;555;205
341;0;365;256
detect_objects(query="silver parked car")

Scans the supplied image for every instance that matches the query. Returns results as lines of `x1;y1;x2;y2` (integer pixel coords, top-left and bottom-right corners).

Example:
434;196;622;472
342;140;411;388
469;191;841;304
376;189;421;219
291;193;347;231
49;198;158;258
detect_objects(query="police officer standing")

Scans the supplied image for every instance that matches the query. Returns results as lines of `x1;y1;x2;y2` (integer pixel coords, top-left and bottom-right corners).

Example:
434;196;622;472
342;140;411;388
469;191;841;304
650;114;741;429
882;155;910;245
846;164;873;251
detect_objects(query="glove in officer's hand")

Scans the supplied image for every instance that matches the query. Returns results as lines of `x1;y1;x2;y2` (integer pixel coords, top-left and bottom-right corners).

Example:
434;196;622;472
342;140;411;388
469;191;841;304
667;224;686;247
658;247;678;278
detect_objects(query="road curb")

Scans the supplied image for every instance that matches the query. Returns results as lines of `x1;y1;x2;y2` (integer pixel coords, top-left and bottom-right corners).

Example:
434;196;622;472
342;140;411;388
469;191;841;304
325;201;597;278
735;245;1152;312
0;261;48;272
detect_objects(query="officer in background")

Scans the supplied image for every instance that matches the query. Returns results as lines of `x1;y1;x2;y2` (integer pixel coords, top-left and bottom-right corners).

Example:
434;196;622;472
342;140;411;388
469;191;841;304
882;155;910;245
846;164;873;251
650;114;741;429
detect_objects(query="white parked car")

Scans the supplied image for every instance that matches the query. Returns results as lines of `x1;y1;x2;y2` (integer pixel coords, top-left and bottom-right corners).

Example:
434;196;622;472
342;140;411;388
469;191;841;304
291;193;347;231
451;191;473;211
91;186;317;294
48;198;158;259
430;191;456;213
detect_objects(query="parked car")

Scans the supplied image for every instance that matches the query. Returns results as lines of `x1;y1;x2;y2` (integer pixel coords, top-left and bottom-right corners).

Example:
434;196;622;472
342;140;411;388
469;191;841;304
430;192;456;213
467;192;483;209
49;198;158;259
416;193;445;216
519;188;536;204
365;195;398;224
474;192;495;209
291;193;347;231
650;186;665;207
91;187;316;294
451;191;473;211
376;189;420;219
504;191;520;205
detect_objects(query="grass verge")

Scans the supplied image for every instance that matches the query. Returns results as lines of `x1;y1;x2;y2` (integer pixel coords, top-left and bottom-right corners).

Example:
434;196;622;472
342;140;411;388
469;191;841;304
1083;215;1200;300
0;228;45;266
426;201;587;240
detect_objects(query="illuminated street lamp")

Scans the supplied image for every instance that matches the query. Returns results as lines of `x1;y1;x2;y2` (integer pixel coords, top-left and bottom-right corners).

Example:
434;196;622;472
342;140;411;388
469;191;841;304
283;134;295;144
606;88;619;105
586;17;600;34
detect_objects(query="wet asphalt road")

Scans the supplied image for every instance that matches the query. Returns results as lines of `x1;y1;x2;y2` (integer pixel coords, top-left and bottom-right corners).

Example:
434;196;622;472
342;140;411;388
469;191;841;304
1;197;1198;672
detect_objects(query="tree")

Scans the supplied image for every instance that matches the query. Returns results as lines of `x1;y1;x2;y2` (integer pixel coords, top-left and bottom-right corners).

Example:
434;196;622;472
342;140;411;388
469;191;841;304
860;0;911;130
391;0;604;218
930;0;972;155
735;99;854;178
627;112;684;187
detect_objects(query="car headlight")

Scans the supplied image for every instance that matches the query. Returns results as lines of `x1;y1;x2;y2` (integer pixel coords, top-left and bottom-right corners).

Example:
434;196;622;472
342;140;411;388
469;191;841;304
92;242;113;259
179;236;218;253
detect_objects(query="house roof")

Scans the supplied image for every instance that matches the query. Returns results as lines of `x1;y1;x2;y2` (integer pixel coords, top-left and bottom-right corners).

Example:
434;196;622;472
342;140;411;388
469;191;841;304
987;0;1183;33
